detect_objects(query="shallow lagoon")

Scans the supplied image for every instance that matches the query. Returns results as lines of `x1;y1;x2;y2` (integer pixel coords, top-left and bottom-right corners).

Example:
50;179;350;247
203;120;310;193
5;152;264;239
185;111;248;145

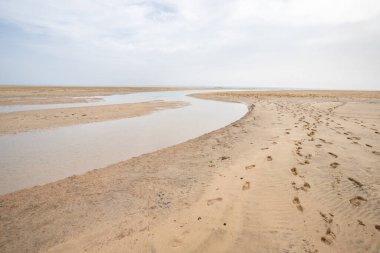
0;90;247;194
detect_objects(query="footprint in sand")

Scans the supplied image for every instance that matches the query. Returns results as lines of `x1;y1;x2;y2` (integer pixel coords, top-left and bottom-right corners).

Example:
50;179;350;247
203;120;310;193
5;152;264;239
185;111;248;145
321;228;336;245
328;152;338;158
365;144;373;148
372;151;380;155
319;211;333;224
319;138;332;144
242;181;250;190
245;164;255;170
347;177;363;187
170;238;183;247
330;162;340;168
296;147;303;156
292;197;303;212
291;167;298;176
349;196;367;206
315;144;322;148
207;197;223;206
292;182;311;192
357;220;365;226
267;156;273;161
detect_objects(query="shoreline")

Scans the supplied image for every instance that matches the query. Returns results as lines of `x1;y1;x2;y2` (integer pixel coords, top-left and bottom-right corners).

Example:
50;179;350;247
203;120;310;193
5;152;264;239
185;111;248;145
1;90;379;252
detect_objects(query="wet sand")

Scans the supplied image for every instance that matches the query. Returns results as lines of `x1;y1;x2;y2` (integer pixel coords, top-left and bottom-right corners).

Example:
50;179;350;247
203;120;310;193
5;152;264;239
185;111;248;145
0;86;206;106
1;90;380;253
0;101;187;134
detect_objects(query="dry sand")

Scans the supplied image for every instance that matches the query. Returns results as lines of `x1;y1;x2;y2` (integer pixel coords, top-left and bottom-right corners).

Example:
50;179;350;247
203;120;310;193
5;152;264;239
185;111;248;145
1;90;380;253
0;101;187;134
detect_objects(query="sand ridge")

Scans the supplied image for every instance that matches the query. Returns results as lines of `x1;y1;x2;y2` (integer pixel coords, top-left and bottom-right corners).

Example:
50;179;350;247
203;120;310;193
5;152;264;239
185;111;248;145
0;90;380;253
0;86;211;106
0;101;187;134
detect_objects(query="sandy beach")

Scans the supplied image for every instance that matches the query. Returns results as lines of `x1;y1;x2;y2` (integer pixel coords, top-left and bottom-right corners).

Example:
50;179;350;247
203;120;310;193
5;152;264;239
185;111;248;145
1;90;380;253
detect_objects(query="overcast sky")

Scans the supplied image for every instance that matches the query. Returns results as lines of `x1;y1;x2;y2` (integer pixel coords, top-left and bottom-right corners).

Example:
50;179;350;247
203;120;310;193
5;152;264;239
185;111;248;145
0;0;379;89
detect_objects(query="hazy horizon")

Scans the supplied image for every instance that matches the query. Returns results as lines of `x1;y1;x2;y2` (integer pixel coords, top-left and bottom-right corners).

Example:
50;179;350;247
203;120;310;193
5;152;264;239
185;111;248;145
1;83;380;91
1;1;380;90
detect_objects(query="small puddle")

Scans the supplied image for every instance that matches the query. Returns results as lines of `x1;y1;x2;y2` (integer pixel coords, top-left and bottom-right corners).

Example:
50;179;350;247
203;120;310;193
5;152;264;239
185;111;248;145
0;90;247;195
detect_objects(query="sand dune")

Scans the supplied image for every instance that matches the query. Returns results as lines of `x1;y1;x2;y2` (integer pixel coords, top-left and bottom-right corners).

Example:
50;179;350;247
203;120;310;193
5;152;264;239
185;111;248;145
0;90;379;253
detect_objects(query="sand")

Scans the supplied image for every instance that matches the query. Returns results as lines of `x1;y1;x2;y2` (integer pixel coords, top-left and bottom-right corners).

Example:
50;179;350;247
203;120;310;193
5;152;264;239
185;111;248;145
1;90;380;253
0;101;187;134
0;86;206;106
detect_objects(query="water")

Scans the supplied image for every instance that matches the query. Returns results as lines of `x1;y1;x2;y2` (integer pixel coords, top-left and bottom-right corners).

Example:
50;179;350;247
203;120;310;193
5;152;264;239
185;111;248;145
0;90;219;112
0;90;247;195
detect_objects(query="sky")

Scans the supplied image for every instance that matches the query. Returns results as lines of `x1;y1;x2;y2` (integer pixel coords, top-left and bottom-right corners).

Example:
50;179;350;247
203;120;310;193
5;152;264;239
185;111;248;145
0;0;379;90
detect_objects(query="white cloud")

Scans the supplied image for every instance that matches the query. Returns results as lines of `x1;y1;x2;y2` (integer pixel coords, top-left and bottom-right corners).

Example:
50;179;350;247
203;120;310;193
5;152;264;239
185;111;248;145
229;0;380;25
0;0;379;89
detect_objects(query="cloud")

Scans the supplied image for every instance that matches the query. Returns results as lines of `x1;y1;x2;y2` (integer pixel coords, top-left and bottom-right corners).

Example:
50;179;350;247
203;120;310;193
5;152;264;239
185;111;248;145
228;0;380;25
0;0;379;89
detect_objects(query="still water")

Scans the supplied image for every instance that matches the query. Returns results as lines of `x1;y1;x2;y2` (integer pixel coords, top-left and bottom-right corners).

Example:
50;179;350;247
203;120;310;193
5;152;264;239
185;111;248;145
0;90;247;194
